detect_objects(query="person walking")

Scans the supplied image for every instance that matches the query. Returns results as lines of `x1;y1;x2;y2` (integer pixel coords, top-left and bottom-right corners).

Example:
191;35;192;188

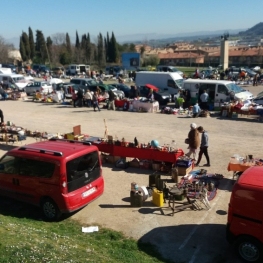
195;126;210;167
77;88;84;107
108;89;116;110
185;123;200;160
200;90;209;110
84;89;92;107
92;91;101;112
71;91;77;108
192;102;201;118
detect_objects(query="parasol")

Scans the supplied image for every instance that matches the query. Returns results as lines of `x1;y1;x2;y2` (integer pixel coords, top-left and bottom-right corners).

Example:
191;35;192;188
145;84;159;91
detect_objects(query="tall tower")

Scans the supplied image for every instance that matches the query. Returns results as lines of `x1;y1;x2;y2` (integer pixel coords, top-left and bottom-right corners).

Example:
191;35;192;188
220;33;229;70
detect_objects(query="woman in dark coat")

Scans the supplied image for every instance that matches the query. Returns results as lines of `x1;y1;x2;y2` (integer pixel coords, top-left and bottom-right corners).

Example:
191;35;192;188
185;123;200;160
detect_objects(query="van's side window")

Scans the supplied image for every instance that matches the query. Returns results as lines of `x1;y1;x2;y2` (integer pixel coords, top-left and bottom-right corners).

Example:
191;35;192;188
218;85;228;94
167;80;176;89
19;158;55;178
0;155;19;174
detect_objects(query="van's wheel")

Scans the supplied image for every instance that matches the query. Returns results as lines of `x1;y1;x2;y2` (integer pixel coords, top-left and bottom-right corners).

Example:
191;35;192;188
41;198;61;221
235;236;263;262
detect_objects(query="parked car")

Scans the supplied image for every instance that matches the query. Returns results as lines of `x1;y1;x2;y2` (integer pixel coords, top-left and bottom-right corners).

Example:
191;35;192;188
191;69;219;79
252;91;263;105
110;83;131;98
70;78;124;99
25;81;53;95
88;84;125;99
138;85;171;105
1;63;16;73
244;68;257;78
51;67;64;77
32;64;50;74
0;139;104;221
156;65;184;77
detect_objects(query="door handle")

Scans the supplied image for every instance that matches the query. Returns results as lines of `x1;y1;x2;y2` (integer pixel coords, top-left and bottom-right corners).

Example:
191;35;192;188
216;94;218;96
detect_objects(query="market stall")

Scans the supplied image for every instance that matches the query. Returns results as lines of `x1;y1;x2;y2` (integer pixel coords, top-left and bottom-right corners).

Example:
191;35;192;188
220;101;263;118
131;100;159;113
86;136;184;163
227;155;263;179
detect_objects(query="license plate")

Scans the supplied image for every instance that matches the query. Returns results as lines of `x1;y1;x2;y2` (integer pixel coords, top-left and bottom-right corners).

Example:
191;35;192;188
82;187;96;198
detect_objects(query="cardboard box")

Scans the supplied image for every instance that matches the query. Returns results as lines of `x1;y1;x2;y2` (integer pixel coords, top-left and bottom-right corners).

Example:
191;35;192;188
177;166;193;176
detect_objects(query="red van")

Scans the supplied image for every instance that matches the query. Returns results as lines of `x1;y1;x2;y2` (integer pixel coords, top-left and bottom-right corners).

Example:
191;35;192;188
0;139;104;221
227;166;263;262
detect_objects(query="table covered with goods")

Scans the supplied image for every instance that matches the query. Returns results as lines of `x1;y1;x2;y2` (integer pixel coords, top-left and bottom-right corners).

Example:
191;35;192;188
114;98;159;113
227;154;263;179
220;101;263;118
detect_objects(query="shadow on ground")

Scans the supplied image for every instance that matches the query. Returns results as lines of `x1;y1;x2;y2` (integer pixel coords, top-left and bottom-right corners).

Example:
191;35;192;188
137;224;241;263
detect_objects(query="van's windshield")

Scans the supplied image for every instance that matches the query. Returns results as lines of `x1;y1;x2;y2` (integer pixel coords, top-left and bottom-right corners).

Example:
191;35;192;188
175;79;184;89
12;76;26;83
226;83;246;94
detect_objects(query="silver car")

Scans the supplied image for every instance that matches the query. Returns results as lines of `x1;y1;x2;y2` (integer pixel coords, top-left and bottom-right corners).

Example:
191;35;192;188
25;81;53;95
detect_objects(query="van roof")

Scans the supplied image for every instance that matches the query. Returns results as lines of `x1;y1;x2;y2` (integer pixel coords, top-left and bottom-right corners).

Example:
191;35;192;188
136;71;182;77
184;79;233;85
237;166;263;187
10;140;98;159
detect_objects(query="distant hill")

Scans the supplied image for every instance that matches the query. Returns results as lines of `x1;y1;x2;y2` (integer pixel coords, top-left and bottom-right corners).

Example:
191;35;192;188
239;22;263;35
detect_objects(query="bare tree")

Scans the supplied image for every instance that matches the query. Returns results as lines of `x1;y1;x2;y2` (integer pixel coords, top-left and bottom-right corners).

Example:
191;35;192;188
51;33;66;45
0;36;14;63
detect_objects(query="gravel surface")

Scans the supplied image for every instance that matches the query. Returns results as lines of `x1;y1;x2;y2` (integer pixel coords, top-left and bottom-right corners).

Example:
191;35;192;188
0;82;262;263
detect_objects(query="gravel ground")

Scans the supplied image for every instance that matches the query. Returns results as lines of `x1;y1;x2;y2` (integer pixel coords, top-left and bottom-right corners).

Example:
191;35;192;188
0;82;262;263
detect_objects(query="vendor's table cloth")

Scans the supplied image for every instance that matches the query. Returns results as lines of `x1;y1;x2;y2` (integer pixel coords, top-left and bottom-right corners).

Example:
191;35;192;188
90;140;184;163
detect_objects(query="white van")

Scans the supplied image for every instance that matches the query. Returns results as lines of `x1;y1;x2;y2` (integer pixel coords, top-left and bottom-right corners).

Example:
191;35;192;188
183;79;254;104
67;64;90;75
135;71;183;96
156;65;184;77
0;74;28;91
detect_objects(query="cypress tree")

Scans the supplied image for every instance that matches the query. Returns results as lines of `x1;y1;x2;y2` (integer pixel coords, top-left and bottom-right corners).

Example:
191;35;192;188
21;32;30;60
110;32;119;63
19;37;26;61
97;33;104;66
35;30;48;63
28;27;35;60
75;31;80;49
65;33;72;62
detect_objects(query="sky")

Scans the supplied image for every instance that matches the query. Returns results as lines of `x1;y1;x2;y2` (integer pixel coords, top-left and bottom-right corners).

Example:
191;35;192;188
2;0;263;46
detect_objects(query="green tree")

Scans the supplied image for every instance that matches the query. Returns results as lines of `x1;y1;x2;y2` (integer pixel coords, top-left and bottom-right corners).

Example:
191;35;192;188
109;32;118;63
85;33;92;64
97;33;104;66
46;36;52;66
59;48;71;65
65;33;72;62
21;32;30;60
143;55;160;67
19;36;26;61
35;30;48;63
75;31;80;48
28;27;35;60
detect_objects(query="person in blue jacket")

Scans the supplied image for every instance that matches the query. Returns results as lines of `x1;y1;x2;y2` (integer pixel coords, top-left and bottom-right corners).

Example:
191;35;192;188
195;126;210;167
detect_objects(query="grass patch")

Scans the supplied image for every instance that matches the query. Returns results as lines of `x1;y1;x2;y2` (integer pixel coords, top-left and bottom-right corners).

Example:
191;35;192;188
0;203;172;263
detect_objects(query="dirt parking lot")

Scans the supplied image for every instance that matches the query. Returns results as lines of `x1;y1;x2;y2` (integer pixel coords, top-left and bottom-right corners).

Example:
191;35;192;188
0;83;262;263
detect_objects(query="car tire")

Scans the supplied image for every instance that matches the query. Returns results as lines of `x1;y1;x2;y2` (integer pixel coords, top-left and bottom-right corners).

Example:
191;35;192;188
41;198;62;221
235;235;263;263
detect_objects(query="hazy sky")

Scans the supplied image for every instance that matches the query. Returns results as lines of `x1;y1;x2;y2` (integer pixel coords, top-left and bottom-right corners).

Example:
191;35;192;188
2;0;263;42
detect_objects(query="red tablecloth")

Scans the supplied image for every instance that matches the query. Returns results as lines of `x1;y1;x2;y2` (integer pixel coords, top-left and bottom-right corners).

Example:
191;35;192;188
114;100;129;108
92;141;184;163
